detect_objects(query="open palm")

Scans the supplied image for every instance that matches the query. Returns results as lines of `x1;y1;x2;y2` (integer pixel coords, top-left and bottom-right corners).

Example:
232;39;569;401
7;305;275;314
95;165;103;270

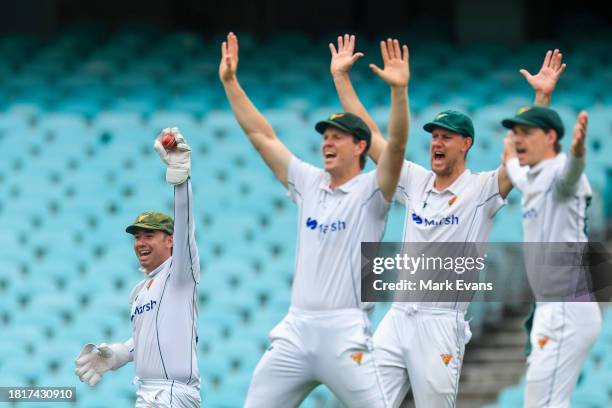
219;32;239;82
520;49;566;95
329;34;363;76
369;39;410;88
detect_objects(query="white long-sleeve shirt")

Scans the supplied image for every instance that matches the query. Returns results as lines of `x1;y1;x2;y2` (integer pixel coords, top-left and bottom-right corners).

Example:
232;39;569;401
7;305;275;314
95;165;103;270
505;154;592;301
127;179;200;388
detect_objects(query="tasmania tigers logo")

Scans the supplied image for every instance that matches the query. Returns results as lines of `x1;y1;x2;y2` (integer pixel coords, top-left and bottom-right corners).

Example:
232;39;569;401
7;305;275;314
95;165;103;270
538;336;549;349
441;354;453;365
350;352;364;365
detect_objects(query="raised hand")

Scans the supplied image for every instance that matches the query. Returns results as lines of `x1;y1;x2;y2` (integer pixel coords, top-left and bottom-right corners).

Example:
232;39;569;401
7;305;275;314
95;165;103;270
329;34;364;77
154;128;191;185
369;38;409;88
219;32;239;82
502;130;517;164
570;111;588;158
520;49;566;97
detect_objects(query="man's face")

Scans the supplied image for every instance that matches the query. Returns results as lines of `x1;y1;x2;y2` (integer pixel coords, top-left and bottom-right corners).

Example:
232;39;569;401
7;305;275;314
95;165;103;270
512;125;556;167
133;229;173;272
321;127;364;173
430;127;471;177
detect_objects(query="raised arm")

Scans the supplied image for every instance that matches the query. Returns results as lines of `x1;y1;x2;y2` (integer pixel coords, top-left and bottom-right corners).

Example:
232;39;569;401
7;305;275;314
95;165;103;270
501;131;526;193
556;111;588;195
329;34;388;164
153;129;199;285
520;49;566;107
369;39;410;202
219;32;292;187
500;49;568;197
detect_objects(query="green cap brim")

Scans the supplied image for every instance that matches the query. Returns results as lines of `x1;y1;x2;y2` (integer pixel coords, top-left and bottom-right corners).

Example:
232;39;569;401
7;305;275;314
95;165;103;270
501;117;540;130
315;120;353;135
423;121;468;136
125;223;172;235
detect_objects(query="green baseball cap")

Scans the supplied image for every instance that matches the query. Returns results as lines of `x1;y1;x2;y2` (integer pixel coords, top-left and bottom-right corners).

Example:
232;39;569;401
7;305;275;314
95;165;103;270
501;106;565;139
126;211;174;235
423;110;475;139
315;112;371;150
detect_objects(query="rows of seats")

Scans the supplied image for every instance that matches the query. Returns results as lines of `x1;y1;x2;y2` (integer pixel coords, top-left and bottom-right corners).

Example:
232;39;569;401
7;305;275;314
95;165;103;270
0;23;611;407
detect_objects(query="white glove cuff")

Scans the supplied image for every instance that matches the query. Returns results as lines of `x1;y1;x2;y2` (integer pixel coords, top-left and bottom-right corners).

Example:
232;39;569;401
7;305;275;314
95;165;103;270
106;343;131;371
167;167;190;185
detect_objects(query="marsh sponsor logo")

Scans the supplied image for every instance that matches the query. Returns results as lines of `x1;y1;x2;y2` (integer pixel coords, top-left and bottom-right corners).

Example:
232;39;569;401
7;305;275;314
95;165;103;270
131;300;157;322
411;212;459;226
305;217;347;234
523;208;538;219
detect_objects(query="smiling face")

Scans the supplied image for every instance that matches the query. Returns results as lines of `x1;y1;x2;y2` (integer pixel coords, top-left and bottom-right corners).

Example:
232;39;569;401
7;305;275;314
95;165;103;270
321;126;365;174
430;127;472;177
512;125;557;167
132;229;173;272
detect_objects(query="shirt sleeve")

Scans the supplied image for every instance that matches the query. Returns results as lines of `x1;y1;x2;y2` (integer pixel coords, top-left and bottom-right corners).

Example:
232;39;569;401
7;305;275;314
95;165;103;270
171;178;200;285
123;338;134;362
361;170;391;219
554;154;586;197
505;158;529;193
393;160;430;205
479;169;507;218
287;156;322;203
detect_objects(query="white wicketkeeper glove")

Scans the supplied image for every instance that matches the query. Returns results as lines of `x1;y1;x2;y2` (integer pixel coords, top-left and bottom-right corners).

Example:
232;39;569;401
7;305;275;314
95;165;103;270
154;127;192;185
74;343;130;387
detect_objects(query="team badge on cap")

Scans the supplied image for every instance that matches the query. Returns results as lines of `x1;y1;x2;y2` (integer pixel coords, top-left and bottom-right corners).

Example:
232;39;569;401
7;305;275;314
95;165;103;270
441;354;453;365
350;352;364;365
436;113;448;120
517;106;532;115
329;113;345;120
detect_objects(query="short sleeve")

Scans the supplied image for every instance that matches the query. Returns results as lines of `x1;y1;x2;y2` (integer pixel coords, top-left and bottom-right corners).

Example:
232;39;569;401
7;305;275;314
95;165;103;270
287;156;323;203
478;169;506;218
393;160;431;205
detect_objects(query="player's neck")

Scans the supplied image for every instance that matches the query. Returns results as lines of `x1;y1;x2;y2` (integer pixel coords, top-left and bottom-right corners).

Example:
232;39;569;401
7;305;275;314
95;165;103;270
530;150;558;168
328;166;360;190
434;163;466;191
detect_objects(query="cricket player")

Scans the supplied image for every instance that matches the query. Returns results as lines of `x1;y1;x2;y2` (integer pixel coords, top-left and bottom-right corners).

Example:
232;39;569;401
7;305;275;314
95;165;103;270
501;50;602;407
219;32;409;407
330;34;514;407
74;128;201;408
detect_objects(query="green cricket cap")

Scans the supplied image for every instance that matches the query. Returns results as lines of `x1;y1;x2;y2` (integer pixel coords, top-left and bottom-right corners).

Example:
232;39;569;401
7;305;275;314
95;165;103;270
423;110;475;138
315;112;371;150
501;105;565;139
126;211;174;235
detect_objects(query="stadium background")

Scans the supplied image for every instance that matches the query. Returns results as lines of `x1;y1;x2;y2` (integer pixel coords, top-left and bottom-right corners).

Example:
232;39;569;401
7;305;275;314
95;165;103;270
0;0;610;406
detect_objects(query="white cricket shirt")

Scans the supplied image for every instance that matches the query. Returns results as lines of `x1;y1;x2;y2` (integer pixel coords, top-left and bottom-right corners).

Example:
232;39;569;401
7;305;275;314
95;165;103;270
395;160;506;311
506;153;592;301
287;156;390;310
128;179;200;388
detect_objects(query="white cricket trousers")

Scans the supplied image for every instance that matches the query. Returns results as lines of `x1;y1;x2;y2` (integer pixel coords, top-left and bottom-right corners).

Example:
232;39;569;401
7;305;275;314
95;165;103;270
373;304;471;408
135;379;201;408
524;302;601;408
244;307;388;408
